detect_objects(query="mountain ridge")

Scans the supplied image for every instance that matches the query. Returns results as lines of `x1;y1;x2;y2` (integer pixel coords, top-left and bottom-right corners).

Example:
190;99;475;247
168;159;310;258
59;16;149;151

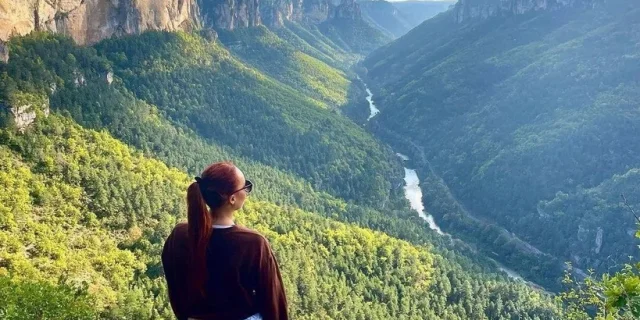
361;0;640;289
0;0;384;47
453;0;601;22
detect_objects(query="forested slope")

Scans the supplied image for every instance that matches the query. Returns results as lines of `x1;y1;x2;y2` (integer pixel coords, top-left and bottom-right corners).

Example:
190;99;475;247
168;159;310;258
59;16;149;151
0;97;559;320
216;26;352;107
0;13;566;320
362;0;640;288
5;31;398;209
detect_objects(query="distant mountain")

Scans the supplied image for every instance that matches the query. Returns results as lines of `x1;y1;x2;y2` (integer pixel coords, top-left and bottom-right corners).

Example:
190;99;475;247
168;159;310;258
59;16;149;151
362;0;640;289
359;1;414;38
392;1;456;27
318;0;392;53
359;0;456;38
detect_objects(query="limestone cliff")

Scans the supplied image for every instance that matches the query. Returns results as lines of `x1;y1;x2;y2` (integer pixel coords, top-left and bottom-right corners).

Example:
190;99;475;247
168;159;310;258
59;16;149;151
199;0;261;29
330;0;361;19
302;0;333;23
0;0;201;45
260;0;304;27
0;0;366;43
454;0;597;22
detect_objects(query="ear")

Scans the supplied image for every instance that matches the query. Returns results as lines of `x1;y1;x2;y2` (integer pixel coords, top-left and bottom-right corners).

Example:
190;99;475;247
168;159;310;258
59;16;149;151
229;195;236;205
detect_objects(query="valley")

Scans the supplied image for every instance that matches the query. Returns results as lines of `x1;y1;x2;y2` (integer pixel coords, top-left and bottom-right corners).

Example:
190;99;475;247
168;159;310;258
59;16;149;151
1;0;639;318
364;79;535;285
360;0;640;300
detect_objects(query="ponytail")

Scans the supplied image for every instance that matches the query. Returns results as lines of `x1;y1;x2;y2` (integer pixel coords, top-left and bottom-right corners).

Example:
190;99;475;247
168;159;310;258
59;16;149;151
187;181;212;296
186;161;239;296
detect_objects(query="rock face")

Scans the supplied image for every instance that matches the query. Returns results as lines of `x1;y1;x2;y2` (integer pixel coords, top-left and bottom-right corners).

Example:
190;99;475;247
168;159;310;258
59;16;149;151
199;0;261;29
11;105;38;133
9;101;50;133
260;0;304;27
0;0;201;45
200;0;348;28
0;0;364;42
302;0;333;23
594;227;603;254
453;0;596;22
330;0;361;19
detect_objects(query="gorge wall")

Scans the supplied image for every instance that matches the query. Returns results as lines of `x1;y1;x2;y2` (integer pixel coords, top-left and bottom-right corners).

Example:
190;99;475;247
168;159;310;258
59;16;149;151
0;0;361;45
0;0;201;45
453;0;599;22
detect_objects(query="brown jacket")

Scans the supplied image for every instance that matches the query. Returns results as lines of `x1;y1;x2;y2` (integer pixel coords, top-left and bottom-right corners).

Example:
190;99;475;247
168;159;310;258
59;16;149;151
162;223;288;320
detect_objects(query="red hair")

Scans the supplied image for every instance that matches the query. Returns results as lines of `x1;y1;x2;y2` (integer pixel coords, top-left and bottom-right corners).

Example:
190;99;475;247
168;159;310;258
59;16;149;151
187;161;239;296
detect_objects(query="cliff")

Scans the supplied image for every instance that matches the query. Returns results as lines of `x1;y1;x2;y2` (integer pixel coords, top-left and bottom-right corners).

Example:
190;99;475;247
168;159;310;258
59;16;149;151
260;0;305;26
453;0;597;22
199;0;261;29
0;0;200;45
330;0;361;19
0;0;370;45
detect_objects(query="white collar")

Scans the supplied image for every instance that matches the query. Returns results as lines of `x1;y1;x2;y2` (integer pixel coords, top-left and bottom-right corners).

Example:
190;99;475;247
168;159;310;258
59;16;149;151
212;224;235;229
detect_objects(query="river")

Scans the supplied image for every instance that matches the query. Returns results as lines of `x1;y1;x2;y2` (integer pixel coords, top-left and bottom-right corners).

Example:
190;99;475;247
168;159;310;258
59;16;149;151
359;77;380;121
362;78;526;282
396;153;445;235
365;87;380;121
362;79;443;234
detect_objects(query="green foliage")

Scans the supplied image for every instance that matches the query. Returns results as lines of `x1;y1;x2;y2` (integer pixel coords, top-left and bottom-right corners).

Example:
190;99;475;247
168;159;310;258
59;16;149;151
217;26;351;106
93;31;397;207
0;115;185;316
1;31;398;209
319;17;390;54
0;32;471;274
0;113;560;319
0;276;97;320
359;1;414;38
0;30;564;319
560;260;640;319
273;22;357;69
362;0;640;288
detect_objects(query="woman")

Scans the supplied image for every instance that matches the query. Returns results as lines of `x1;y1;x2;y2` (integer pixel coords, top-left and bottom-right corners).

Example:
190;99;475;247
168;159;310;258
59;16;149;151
162;161;288;320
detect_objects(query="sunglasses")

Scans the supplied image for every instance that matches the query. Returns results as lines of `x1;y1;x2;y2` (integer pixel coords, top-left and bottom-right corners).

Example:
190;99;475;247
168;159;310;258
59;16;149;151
231;180;253;195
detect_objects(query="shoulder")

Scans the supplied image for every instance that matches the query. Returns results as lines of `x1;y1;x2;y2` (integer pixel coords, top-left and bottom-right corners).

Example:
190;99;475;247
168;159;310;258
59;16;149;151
164;222;189;248
231;225;270;245
162;223;189;262
170;222;189;239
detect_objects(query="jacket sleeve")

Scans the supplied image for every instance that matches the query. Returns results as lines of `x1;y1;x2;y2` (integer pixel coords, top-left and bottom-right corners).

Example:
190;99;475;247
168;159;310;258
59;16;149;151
256;239;289;320
162;229;189;320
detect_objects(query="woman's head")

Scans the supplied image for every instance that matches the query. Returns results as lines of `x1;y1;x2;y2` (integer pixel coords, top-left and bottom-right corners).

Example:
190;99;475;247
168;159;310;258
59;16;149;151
186;161;252;295
195;161;251;213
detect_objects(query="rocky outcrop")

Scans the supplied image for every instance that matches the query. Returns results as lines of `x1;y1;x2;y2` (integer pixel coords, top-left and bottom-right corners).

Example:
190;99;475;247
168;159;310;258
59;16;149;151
594;227;603;254
199;0;261;29
330;0;361;19
0;0;201;45
453;0;597;23
201;0;341;28
302;0;333;23
105;71;114;85
260;0;304;27
11;105;38;133
8;100;50;133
